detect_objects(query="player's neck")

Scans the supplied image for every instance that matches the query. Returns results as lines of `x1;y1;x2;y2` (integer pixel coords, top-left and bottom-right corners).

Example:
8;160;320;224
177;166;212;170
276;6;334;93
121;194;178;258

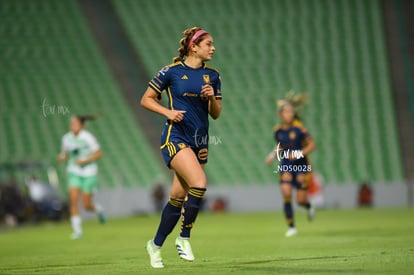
184;56;203;69
72;129;82;136
281;122;293;129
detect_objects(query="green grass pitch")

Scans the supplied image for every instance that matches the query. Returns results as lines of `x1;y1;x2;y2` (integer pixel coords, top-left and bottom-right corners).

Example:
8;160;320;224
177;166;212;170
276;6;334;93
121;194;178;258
0;208;413;274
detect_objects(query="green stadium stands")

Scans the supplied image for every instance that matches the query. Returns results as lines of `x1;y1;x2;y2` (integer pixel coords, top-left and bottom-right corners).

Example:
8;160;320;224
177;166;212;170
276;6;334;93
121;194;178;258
113;0;404;183
0;0;405;189
0;0;167;189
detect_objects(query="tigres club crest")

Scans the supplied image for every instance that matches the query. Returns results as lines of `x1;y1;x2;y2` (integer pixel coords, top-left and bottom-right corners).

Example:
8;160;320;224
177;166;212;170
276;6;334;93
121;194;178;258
203;74;210;84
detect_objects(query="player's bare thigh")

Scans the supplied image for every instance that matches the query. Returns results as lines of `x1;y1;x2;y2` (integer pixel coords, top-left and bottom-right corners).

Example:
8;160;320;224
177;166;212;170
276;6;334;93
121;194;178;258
170;149;206;199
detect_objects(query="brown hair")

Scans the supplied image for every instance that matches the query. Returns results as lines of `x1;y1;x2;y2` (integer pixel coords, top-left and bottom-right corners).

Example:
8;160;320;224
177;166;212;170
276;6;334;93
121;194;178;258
76;115;95;125
173;27;208;63
75;111;104;125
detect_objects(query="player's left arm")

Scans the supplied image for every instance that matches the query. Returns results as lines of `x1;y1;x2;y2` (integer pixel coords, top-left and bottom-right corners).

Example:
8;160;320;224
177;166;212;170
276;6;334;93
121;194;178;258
77;149;102;165
203;73;222;119
57;152;68;163
57;137;68;163
208;95;222;119
77;134;102;166
201;84;222;119
297;124;316;156
302;136;316;156
77;149;102;166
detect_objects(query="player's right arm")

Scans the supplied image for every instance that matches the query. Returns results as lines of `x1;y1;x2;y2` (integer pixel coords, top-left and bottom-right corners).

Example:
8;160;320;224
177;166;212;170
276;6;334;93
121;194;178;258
57;152;67;163
57;136;68;163
265;126;280;165
265;145;277;165
140;87;186;123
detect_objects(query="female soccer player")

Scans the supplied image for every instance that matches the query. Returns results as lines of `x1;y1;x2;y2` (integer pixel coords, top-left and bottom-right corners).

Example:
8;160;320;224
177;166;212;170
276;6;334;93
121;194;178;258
141;27;222;268
266;93;316;237
57;115;106;240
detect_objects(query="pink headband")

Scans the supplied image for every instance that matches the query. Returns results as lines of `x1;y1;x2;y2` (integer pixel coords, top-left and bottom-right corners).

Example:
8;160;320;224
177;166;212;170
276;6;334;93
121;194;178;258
187;29;208;50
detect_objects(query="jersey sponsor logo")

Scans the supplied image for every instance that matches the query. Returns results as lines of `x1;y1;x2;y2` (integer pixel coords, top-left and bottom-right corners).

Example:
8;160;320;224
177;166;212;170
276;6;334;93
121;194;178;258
183;92;199;97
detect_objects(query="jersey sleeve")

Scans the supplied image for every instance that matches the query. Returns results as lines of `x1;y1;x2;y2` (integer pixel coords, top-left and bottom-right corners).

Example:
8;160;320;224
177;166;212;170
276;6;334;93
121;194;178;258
299;126;311;141
273;125;281;142
61;135;68;152
148;65;171;95
274;129;280;143
86;133;100;152
213;73;222;100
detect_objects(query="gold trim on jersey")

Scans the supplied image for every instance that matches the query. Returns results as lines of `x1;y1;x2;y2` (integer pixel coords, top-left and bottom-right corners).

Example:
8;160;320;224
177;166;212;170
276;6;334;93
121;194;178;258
204;64;219;73
149;81;162;94
167;86;174;110
273;119;306;132
160;86;175;151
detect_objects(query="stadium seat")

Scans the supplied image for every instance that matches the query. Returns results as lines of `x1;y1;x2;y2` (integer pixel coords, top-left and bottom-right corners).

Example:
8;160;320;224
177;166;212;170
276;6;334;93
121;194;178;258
0;0;167;189
112;0;404;184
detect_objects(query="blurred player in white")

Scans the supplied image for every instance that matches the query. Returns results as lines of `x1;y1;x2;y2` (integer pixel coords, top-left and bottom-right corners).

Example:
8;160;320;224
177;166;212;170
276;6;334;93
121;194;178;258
57;115;106;239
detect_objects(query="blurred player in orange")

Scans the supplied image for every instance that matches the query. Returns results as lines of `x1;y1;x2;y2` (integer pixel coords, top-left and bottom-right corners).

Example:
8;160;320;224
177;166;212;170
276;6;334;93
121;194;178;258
57;115;106;240
266;92;316;237
307;171;324;209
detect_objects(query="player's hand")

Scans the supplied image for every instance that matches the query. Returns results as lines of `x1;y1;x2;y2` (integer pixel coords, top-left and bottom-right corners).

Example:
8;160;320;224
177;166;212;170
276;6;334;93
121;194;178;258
265;151;276;165
288;152;298;160
167;110;186;123
76;159;86;166
57;153;66;163
201;84;214;100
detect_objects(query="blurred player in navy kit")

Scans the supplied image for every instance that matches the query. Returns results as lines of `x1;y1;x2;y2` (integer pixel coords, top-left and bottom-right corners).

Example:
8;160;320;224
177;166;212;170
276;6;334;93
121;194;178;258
141;27;222;268
266;92;316;237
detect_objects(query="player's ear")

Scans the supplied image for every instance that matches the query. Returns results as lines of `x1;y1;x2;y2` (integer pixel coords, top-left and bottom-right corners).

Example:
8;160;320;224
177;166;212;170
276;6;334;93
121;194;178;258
189;43;197;53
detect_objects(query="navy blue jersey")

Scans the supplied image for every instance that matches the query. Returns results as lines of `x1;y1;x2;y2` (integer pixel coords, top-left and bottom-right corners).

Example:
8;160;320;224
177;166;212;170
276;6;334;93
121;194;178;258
273;120;311;166
149;61;222;144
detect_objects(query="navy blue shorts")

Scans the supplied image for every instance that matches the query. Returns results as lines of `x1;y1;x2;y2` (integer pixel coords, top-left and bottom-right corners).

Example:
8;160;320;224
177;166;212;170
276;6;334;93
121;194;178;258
279;172;311;190
160;124;208;167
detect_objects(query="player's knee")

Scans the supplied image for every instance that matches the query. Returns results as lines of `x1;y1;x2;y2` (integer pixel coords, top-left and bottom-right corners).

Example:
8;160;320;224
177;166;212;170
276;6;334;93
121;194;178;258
82;200;94;210
69;204;79;215
190;174;207;189
190;182;207;189
296;197;307;205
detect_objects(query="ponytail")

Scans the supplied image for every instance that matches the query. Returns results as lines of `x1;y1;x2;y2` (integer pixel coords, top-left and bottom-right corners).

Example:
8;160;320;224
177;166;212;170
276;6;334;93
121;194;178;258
277;90;308;120
76;111;104;126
